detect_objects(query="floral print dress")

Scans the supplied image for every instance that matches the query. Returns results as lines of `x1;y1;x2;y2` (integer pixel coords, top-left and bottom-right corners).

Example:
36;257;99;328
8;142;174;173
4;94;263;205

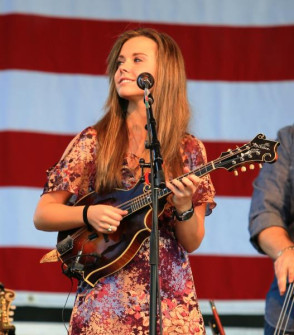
44;126;216;335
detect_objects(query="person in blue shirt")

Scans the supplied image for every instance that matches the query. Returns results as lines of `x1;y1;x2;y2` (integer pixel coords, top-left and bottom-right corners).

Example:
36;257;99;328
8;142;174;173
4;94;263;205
249;125;294;334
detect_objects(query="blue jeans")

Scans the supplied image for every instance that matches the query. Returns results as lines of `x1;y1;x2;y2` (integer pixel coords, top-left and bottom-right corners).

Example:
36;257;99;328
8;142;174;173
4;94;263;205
265;319;294;335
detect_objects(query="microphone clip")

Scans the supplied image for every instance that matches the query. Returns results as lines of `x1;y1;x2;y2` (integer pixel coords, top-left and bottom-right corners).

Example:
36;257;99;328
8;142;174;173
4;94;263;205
144;90;154;108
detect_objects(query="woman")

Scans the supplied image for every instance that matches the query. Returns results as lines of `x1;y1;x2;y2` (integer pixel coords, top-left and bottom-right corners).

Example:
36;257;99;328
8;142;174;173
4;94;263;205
34;28;216;335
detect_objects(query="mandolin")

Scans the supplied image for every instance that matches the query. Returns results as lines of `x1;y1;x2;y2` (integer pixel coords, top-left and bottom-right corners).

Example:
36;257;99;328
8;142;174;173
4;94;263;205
0;283;15;335
41;134;279;287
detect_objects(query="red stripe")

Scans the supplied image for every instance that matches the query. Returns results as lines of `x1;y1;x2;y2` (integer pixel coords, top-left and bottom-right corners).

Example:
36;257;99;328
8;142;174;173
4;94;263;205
204;141;260;197
0;131;73;188
1;14;294;81
0;131;260;196
0;247;77;292
0;247;273;299
189;254;273;300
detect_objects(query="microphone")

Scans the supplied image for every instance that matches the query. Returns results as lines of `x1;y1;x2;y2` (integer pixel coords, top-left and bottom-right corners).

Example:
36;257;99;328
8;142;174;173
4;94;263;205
137;72;154;90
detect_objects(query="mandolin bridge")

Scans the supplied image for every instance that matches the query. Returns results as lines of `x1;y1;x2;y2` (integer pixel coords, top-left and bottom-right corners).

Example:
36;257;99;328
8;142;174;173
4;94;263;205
56;235;74;255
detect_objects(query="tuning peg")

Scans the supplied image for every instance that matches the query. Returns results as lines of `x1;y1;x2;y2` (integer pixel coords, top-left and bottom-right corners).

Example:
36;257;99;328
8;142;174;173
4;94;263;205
9;311;15;316
241;166;247;172
234;170;238;176
249;164;255;170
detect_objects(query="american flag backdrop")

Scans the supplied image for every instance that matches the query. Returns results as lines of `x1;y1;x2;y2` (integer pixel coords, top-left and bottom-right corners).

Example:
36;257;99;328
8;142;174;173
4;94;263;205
0;0;293;334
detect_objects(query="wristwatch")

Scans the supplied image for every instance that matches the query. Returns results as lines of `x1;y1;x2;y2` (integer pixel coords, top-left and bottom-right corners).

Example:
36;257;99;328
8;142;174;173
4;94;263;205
174;204;194;221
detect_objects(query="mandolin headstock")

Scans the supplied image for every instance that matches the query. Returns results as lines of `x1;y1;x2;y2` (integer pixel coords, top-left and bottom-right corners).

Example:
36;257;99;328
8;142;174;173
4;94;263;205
214;134;279;173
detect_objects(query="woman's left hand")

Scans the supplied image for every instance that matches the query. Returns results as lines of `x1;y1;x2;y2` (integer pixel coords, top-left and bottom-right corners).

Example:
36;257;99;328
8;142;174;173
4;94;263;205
165;167;200;212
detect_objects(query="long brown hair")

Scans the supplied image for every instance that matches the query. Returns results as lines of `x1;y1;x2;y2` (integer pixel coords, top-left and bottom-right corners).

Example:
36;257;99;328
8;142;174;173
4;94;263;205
94;28;191;193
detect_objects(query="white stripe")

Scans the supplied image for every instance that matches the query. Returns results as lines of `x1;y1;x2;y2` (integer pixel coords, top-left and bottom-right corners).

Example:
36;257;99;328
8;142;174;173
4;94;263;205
189;81;294;141
1;0;294;26
197;196;259;256
0;188;259;255
0;70;292;141
199;299;265;315
0;187;58;248
14;323;69;335
0;70;107;135
14;290;74;308
12;323;263;335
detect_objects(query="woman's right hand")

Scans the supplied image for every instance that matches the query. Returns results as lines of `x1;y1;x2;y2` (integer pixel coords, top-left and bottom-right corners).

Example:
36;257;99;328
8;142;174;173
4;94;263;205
87;205;128;234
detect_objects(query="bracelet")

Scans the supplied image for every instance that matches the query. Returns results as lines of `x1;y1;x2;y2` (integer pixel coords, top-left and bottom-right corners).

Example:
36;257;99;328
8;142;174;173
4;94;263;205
276;245;294;258
83;205;92;231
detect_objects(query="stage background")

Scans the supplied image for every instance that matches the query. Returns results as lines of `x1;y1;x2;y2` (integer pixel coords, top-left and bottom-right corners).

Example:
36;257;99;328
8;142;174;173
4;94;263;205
0;0;293;334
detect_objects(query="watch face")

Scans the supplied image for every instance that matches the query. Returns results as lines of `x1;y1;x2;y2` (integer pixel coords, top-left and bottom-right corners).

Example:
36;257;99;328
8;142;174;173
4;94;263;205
174;206;194;221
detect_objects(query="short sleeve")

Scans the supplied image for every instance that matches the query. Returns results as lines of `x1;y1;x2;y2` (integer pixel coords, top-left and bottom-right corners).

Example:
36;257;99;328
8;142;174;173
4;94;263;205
182;134;216;215
43;127;98;201
249;125;294;253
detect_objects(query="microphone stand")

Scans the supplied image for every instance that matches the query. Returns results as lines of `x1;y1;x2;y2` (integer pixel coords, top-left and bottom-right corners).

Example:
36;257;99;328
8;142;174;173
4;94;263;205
143;88;165;335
